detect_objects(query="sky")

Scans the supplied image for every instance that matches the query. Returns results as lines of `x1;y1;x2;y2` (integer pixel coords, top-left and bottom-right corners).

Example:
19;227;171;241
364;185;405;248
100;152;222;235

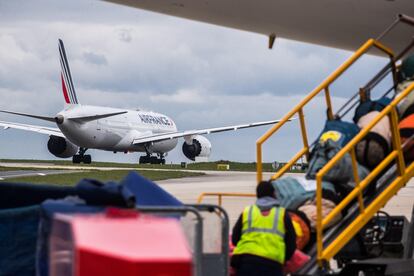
0;0;389;164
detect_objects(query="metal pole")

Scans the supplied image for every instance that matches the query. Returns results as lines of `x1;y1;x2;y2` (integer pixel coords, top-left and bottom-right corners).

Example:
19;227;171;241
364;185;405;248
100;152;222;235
404;204;414;259
189;204;230;276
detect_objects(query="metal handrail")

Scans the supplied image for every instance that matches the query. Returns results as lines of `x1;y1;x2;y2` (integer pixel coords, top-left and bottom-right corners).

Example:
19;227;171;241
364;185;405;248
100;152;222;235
256;39;395;183
316;82;414;265
197;192;255;206
376;14;414;41
187;204;230;276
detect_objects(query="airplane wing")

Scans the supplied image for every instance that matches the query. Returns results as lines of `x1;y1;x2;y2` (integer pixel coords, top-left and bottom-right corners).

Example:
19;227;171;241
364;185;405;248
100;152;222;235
68;111;128;123
0;109;56;122
0;109;129;124
0;121;65;138
105;0;414;52
132;118;288;144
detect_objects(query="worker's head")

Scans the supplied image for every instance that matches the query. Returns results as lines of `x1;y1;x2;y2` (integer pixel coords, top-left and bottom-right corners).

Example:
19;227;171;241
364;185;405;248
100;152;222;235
256;181;276;199
400;54;414;81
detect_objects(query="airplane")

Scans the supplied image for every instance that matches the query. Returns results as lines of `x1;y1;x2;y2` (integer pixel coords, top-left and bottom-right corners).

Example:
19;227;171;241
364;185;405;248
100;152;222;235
0;39;287;165
105;0;414;52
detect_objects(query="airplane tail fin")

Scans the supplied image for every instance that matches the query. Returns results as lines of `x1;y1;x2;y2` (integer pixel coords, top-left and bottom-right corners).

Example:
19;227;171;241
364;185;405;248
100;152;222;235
58;39;79;105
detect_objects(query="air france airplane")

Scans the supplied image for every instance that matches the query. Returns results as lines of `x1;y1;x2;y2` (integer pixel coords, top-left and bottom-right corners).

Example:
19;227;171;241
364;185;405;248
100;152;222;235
0;40;285;164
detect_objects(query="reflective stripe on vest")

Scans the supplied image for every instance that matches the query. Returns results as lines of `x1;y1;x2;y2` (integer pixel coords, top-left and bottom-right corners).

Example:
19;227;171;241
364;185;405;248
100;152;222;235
233;205;286;263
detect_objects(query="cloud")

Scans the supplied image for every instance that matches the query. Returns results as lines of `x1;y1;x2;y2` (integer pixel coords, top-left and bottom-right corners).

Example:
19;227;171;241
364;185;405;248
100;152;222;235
82;52;108;66
150;89;204;104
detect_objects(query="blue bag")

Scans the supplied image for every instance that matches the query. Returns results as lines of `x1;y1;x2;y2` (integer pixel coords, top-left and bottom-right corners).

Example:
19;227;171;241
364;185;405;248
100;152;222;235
306;139;370;183
353;97;392;123
271;176;337;210
316;119;360;147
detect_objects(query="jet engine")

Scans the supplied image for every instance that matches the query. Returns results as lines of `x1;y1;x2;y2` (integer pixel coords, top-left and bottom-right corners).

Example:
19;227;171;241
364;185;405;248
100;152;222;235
47;135;79;158
182;135;211;161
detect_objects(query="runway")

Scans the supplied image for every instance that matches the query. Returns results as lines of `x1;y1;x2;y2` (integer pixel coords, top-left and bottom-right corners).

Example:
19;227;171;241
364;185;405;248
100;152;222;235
0;162;205;173
0;169;80;180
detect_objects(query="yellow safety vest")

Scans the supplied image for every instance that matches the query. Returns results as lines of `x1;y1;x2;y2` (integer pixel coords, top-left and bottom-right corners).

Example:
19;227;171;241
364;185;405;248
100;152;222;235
233;205;286;263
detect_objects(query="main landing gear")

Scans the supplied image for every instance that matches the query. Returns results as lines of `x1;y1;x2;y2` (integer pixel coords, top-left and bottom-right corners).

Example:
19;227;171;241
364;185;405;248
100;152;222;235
72;148;92;164
139;154;166;165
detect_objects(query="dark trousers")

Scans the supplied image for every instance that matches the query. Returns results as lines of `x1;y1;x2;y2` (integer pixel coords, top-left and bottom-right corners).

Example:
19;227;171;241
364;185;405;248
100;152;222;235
236;263;283;276
232;254;283;276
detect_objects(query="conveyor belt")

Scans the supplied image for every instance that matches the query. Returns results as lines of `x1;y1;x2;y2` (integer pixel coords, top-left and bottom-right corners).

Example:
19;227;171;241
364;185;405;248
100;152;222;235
296;165;398;275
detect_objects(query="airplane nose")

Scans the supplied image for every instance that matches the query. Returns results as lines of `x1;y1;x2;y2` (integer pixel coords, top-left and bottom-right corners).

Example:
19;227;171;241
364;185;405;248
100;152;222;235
55;115;64;124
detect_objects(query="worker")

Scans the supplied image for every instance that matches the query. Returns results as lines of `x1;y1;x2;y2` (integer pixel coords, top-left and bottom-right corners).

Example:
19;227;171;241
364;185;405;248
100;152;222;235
231;180;297;276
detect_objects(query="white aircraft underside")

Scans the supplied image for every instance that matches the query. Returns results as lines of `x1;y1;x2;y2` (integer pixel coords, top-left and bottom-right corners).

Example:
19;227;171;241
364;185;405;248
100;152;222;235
106;0;414;52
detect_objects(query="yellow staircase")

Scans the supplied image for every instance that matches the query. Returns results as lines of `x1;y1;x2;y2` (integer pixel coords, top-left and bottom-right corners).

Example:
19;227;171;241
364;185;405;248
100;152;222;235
256;14;414;269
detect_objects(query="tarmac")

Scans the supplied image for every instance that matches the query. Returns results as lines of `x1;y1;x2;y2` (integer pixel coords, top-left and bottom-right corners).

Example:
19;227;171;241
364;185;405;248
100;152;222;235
158;171;272;226
158;171;414;227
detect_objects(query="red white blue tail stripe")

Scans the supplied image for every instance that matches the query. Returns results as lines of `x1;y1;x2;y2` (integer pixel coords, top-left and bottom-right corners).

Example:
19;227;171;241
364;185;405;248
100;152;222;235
59;39;79;105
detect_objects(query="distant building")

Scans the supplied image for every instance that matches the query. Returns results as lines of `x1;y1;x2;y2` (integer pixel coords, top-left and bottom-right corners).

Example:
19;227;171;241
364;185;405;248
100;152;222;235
275;162;308;172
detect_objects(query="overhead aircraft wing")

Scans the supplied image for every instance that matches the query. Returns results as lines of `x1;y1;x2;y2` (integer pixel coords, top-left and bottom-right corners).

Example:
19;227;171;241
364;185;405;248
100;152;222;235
132;118;289;144
105;0;414;52
0;121;65;138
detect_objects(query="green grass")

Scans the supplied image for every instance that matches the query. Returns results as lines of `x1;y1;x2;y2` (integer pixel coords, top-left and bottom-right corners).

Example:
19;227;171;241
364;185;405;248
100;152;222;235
0;159;304;173
0;169;204;186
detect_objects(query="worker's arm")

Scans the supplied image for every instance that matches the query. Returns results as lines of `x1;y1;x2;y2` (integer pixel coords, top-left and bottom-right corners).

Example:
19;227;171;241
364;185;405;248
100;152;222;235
284;212;297;261
231;213;243;246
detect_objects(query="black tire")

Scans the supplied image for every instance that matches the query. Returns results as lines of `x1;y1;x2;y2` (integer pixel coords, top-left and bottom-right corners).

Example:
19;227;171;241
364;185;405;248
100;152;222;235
83;155;92;164
150;156;159;164
139;156;149;164
72;155;81;164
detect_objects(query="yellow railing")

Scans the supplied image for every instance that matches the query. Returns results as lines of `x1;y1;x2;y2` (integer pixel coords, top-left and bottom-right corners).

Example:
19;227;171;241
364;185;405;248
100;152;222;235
256;39;394;183
197;192;255;206
316;81;414;265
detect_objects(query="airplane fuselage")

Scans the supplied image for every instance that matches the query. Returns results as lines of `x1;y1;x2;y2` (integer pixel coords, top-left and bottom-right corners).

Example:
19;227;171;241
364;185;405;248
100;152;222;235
106;0;414;52
57;105;178;154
